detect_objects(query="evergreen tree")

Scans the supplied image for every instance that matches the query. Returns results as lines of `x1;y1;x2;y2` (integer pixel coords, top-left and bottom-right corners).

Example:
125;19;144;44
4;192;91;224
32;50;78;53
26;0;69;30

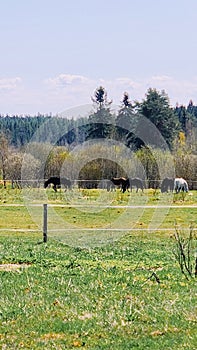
116;92;135;130
174;101;195;143
115;92;143;149
175;104;187;133
87;86;114;139
137;88;180;148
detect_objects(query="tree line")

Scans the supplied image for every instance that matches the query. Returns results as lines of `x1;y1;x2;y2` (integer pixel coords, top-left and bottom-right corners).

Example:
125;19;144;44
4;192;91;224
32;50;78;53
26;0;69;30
0;87;197;187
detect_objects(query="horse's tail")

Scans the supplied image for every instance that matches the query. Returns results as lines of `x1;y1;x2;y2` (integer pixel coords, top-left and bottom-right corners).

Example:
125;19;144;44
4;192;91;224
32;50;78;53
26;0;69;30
174;179;178;192
185;181;189;192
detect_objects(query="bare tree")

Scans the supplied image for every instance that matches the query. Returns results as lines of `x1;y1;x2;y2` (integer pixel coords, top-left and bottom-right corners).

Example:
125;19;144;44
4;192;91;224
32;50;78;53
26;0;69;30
0;133;9;188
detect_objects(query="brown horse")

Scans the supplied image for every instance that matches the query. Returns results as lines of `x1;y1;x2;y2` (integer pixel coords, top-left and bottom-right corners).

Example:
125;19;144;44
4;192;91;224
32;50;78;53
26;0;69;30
160;177;174;193
111;177;127;192
44;177;72;191
123;178;144;193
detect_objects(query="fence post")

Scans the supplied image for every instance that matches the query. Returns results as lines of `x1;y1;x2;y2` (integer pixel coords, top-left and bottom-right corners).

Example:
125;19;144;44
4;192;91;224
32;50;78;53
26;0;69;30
43;203;48;243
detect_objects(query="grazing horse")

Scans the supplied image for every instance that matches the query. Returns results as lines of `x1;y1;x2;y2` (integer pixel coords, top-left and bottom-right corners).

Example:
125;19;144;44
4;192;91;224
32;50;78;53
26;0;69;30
161;177;174;193
44;177;72;192
111;177;127;192
123;177;144;193
174;178;189;193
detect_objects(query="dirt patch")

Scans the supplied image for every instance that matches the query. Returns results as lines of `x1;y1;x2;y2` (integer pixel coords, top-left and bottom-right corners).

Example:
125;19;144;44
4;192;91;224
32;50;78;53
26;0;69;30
0;263;30;272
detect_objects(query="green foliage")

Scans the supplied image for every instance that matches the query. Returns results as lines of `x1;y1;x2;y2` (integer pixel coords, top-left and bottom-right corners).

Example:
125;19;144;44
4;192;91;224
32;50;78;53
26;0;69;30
173;133;197;180
0;115;89;149
138;88;180;148
91;86;112;109
115;92;141;150
0;115;50;147
45;146;70;178
135;147;161;186
175;100;197;147
1;88;197;154
0;132;9;185
88;86;115;140
78;158;126;180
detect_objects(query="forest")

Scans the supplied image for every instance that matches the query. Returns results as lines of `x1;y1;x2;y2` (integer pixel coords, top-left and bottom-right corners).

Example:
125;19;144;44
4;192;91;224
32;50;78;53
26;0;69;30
0;87;197;186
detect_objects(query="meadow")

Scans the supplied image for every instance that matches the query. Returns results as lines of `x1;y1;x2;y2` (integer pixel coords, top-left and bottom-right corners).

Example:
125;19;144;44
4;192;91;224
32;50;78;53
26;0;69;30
0;187;197;349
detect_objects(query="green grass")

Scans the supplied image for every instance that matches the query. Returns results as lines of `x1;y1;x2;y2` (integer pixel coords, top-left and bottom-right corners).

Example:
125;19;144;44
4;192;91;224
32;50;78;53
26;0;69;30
0;232;196;349
1;186;197;206
0;206;38;230
0;203;196;233
0;188;197;232
0;187;196;349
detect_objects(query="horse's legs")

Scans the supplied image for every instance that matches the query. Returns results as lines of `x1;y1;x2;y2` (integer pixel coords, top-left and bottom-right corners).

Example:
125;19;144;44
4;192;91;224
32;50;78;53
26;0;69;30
185;184;188;192
122;182;127;193
53;184;57;192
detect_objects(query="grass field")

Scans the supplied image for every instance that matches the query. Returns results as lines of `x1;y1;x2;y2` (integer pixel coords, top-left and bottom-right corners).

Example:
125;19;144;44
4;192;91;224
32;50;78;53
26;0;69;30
1;187;197;232
0;187;197;349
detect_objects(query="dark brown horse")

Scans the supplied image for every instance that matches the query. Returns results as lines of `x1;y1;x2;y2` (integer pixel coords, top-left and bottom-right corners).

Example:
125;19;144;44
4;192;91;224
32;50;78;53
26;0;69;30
44;177;72;192
123;178;144;193
160;177;174;193
111;177;127;192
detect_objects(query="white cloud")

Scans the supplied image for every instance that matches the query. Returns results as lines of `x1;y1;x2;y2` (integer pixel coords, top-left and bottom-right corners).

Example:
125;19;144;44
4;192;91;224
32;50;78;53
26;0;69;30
0;77;22;90
151;75;173;82
46;74;90;88
114;77;141;89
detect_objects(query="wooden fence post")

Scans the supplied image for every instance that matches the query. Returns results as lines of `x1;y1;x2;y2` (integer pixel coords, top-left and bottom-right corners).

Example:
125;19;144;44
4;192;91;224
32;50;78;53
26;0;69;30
43;203;48;243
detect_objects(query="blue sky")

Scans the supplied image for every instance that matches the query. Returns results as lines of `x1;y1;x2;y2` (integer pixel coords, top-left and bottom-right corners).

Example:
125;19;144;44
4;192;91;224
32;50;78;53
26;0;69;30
0;0;197;115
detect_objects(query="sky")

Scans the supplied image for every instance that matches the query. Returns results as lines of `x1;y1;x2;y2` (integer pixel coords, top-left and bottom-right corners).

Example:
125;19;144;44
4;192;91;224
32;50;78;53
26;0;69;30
0;0;197;116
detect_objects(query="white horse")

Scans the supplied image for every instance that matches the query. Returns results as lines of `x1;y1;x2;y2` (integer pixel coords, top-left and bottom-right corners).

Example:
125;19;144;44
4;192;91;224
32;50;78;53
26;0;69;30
174;178;189;193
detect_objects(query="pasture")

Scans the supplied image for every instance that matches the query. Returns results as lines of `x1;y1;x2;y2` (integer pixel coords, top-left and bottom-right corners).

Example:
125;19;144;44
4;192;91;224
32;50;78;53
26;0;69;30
0;186;197;349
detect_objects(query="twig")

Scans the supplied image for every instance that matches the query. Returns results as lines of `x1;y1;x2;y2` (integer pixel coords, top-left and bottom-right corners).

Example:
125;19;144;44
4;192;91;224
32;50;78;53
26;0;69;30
143;271;161;285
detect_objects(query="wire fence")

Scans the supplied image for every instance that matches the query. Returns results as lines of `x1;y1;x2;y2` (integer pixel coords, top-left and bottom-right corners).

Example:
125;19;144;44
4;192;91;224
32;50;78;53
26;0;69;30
1;179;197;244
0;203;197;241
1;178;197;189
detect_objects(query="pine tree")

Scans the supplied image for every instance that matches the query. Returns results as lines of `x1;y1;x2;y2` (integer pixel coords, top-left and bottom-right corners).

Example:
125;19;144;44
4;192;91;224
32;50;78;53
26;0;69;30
138;88;180;148
88;86;114;139
116;92;145;150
